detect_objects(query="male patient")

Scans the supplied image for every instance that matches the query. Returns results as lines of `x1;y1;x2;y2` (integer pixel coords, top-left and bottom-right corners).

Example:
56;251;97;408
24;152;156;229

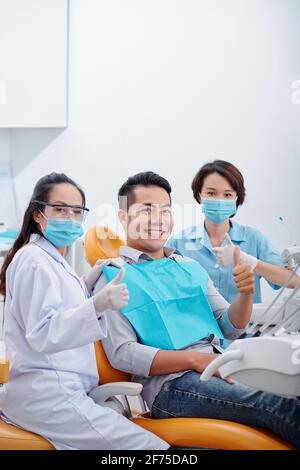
95;171;300;448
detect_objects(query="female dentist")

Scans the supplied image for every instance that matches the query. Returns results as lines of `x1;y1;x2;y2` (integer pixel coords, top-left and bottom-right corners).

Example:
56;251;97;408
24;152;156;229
0;172;168;451
167;160;299;304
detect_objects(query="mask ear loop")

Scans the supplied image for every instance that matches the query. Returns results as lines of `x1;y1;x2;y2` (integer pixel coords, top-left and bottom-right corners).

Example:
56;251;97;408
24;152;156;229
38;210;48;233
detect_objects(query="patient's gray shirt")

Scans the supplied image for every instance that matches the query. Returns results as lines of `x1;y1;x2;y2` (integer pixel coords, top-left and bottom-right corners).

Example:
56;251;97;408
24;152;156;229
96;245;246;410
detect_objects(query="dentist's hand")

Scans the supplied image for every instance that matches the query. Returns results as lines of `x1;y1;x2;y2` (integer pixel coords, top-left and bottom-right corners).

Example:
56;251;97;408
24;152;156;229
93;267;129;314
84;257;125;294
213;233;257;270
232;246;255;295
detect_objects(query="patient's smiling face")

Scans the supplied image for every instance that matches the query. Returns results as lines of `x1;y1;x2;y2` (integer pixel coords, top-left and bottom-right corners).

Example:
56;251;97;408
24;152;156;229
119;185;174;255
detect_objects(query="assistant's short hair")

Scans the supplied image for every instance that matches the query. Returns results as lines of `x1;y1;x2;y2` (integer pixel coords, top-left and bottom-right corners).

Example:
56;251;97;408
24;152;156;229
118;171;172;210
191;160;246;207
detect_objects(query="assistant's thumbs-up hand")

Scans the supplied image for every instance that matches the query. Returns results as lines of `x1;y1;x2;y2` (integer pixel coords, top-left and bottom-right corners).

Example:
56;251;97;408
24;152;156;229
213;233;258;270
233;245;241;267
232;246;255;295
93;267;129;314
212;233;235;266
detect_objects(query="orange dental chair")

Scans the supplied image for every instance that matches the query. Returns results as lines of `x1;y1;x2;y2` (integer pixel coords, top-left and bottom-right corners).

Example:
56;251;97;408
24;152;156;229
0;341;294;450
0;226;295;450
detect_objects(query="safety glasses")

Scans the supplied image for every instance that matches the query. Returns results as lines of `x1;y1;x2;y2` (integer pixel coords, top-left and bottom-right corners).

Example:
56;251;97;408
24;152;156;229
34;201;90;222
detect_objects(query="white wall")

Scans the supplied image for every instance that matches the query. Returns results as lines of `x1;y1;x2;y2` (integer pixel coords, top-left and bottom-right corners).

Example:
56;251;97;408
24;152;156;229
0;130;9;163
0;130;18;228
0;0;68;127
8;0;300;299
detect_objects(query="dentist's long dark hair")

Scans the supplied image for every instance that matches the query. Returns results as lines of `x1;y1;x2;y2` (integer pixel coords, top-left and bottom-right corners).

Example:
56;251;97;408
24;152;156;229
0;173;86;297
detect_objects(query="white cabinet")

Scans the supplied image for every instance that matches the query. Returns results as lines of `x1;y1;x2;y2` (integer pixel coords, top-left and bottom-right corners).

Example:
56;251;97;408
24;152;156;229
0;0;68;128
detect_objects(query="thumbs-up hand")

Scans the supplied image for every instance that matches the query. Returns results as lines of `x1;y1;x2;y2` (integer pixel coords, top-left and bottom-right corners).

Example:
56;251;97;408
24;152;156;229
213;233;258;270
110;267;125;285
93;267;129;314
212;233;235;266
233;245;241;267
84;257;125;294
232;246;255;295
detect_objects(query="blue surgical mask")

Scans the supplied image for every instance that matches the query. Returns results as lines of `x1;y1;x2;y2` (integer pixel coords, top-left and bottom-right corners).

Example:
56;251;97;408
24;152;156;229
43;217;84;247
202;198;237;225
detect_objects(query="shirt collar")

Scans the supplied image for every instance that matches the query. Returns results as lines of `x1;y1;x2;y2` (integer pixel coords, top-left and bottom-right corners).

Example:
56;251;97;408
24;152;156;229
228;220;247;242
29;233;66;263
184;224;204;240
120;244;182;262
184;220;247;243
29;233;87;292
27;234;89;298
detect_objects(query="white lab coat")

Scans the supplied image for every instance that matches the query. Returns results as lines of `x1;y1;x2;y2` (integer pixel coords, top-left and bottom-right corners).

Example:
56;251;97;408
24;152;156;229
0;234;168;450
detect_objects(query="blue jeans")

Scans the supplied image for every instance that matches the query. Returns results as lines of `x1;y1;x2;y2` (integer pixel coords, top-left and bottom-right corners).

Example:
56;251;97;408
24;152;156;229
152;371;300;448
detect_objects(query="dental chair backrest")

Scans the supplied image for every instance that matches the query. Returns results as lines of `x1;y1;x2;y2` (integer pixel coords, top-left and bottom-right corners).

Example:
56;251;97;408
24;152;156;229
84;225;130;384
94;341;130;384
85;225;125;267
0;359;9;385
0;339;9;384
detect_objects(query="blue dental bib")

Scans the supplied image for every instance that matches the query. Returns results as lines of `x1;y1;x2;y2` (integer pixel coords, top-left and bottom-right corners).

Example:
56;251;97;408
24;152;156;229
103;258;224;350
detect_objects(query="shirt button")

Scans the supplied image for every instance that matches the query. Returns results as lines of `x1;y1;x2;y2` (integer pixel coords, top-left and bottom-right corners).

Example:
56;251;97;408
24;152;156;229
214;263;219;268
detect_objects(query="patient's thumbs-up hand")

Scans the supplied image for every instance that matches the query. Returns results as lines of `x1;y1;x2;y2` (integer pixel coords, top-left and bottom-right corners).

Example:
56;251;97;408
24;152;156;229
232;246;254;295
93;267;129;313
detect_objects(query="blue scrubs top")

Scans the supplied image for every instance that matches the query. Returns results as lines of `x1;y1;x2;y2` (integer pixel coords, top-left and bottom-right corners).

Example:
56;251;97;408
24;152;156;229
167;220;285;303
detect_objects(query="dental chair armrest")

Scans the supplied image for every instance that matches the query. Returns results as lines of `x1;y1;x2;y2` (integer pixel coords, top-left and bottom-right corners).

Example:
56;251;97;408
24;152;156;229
89;382;143;404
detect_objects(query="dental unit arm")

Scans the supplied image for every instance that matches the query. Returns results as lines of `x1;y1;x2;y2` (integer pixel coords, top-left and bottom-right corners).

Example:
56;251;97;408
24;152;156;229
201;245;300;398
201;335;300;397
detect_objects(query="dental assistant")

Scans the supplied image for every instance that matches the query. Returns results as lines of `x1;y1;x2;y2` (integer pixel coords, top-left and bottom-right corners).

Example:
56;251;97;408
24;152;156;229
0;172;168;451
167;160;299;303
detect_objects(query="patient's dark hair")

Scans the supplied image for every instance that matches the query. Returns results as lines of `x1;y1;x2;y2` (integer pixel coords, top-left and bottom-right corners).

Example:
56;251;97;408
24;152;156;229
118;171;172;210
0;172;85;297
